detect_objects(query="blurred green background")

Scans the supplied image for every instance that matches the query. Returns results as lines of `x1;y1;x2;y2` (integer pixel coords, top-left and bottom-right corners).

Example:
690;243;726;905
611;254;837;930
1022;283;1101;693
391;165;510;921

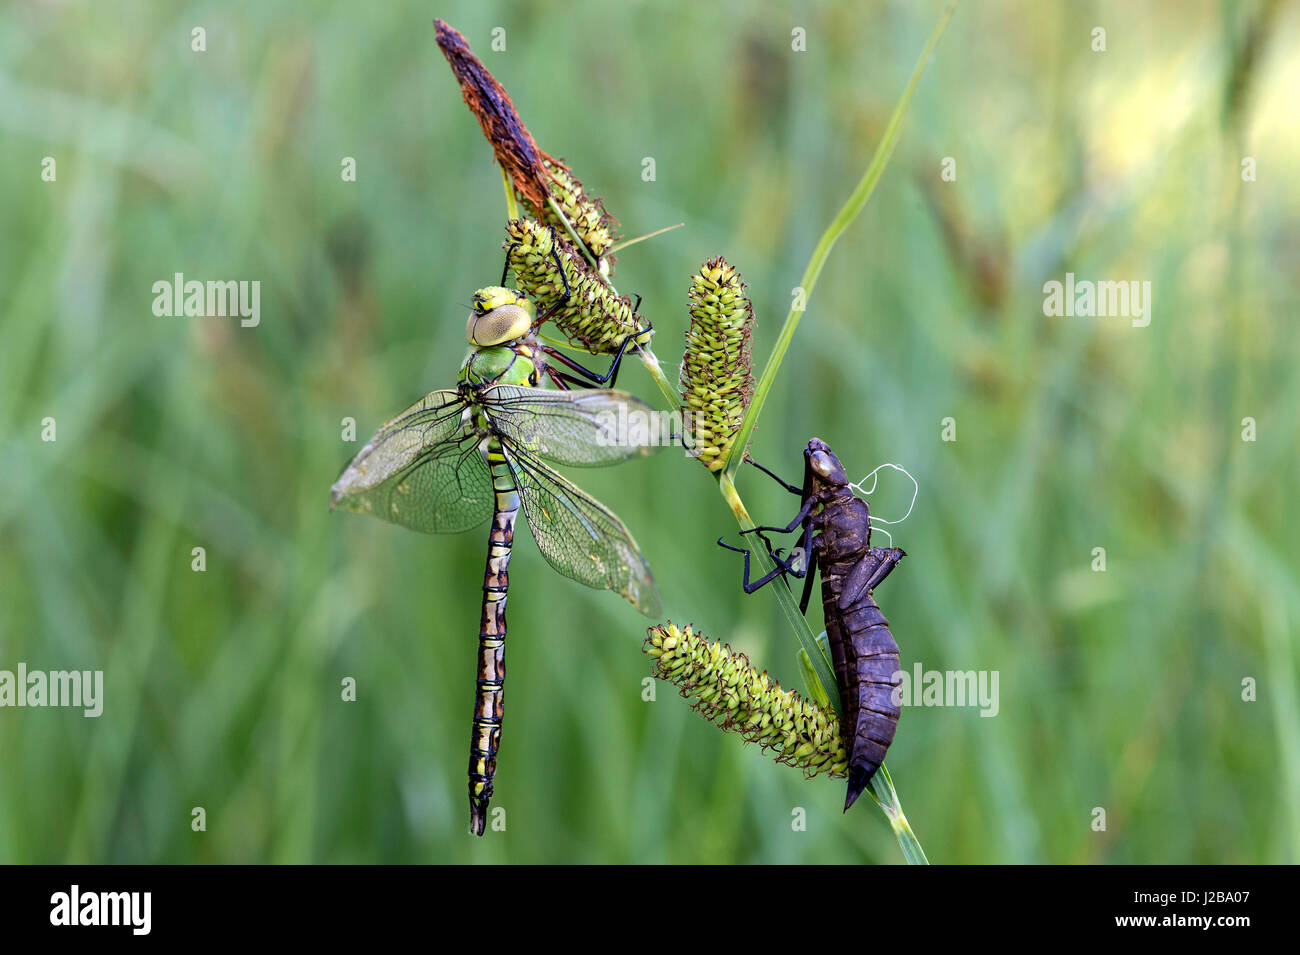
1;0;1297;864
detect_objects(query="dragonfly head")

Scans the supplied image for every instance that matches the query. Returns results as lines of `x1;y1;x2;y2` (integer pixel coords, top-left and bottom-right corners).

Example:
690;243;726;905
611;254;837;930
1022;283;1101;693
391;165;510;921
466;286;536;347
805;437;849;488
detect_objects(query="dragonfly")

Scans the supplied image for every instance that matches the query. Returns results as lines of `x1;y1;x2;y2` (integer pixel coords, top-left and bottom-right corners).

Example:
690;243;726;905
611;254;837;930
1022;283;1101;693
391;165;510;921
719;439;906;811
331;246;662;835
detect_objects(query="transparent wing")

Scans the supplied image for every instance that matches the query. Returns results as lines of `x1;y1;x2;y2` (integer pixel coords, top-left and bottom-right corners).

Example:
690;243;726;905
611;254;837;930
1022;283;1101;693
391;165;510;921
481;384;669;467
500;439;662;617
330;390;493;534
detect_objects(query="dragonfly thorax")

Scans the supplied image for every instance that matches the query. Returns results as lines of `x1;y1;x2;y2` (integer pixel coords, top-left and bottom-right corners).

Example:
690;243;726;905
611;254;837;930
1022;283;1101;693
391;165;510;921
459;342;541;388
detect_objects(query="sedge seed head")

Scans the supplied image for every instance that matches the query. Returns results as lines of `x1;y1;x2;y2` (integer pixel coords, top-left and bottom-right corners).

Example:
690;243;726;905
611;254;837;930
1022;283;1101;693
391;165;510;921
503;217;651;355
679;257;755;472
517;157;620;277
644;622;848;779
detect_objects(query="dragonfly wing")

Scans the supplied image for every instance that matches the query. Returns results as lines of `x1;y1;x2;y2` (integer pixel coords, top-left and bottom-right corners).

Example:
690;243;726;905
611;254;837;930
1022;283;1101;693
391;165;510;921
330;389;494;534
500;439;662;617
481;385;669;467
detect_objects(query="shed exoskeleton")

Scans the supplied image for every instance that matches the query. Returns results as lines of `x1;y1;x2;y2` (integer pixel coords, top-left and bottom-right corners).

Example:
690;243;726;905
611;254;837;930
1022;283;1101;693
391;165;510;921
719;439;906;810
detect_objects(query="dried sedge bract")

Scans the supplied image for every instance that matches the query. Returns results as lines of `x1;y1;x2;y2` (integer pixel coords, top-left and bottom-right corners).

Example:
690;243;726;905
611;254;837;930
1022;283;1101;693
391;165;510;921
434;19;554;214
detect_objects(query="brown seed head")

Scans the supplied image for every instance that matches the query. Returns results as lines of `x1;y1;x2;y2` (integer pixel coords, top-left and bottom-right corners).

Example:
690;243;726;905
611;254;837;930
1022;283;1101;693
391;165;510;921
434;19;554;213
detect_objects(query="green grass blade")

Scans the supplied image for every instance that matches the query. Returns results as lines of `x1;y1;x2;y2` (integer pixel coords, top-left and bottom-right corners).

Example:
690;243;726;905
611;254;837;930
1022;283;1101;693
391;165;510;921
722;0;960;480
501;164;519;221
866;765;930;864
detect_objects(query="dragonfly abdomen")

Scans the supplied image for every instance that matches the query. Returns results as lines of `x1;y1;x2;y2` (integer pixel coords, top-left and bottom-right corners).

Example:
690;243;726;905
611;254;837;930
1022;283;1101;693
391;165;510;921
820;546;902;812
468;440;520;836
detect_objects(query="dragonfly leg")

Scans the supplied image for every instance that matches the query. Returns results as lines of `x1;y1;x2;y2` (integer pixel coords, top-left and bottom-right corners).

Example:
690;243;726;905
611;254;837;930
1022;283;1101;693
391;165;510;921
734;506;817;612
535;227;573;324
744;455;804;495
544;367;574;391
717;538;799;594
798;550;817;614
752;517;818;611
741;495;815;537
786;520;817;613
539;320;650;389
500;241;519;287
628;295;655;345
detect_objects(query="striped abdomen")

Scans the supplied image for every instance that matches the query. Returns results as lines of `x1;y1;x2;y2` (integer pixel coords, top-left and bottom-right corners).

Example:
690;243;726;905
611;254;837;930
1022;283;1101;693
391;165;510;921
820;548;903;811
468;437;519;836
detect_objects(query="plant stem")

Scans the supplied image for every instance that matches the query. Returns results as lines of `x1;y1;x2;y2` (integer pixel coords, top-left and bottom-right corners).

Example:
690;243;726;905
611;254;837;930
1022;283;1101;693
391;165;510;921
547;194;609;284
866;766;930;864
718;472;840;716
500;165;519;221
635;346;680;411
721;0;959;482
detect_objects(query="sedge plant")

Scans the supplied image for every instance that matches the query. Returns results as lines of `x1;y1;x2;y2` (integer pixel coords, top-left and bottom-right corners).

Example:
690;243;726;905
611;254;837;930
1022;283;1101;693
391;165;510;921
437;2;958;863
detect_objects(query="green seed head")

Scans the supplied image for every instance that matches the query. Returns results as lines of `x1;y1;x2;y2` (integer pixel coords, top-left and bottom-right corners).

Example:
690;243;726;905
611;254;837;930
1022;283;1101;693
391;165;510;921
518;158;620;277
679;257;755;472
503;217;650;355
644;622;848;779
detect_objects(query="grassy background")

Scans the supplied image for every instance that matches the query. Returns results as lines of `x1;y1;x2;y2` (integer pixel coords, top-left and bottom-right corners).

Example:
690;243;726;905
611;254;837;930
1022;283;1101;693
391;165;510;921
1;0;1297;864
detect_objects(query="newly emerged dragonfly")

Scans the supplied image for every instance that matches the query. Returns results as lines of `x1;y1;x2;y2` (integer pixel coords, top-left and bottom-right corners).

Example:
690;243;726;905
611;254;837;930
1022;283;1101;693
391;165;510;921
719;440;906;811
331;249;662;835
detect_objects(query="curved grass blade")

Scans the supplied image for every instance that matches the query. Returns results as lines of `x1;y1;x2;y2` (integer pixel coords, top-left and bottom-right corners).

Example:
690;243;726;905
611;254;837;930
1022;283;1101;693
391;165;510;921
865;765;929;864
722;0;960;481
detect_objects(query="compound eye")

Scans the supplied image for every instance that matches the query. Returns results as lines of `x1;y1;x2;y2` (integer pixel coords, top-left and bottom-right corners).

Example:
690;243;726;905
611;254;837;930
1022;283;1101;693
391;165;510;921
809;450;833;476
467;304;531;346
